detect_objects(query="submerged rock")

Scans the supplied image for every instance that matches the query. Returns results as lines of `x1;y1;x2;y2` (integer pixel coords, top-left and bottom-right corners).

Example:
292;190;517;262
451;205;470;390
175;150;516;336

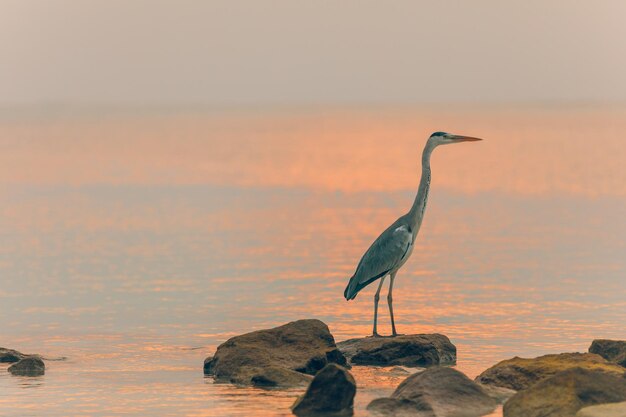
7;357;45;376
204;319;348;387
576;401;626;417
337;334;456;367
589;339;626;367
0;347;28;363
368;367;497;417
388;366;412;376
249;366;313;387
475;352;625;391
503;367;626;417
291;364;356;416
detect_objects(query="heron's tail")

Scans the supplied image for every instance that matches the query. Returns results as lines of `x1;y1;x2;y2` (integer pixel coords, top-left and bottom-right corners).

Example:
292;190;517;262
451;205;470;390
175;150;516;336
344;269;391;301
344;275;359;301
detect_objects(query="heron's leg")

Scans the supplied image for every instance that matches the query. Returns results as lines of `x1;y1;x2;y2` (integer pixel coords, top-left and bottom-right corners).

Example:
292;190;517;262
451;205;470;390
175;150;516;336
388;271;398;336
372;276;386;337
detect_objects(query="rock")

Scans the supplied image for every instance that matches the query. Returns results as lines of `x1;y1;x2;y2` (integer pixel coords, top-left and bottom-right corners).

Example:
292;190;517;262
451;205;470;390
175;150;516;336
2;347;46;376
576;401;626;417
478;384;517;404
589;339;626;367
503;367;626;417
291;364;356;416
0;347;28;363
388;366;412;376
337;334;456;367
204;319;348;387
203;356;213;374
249;366;313;387
7;357;45;376
476;352;625;391
367;367;497;417
369;398;436;417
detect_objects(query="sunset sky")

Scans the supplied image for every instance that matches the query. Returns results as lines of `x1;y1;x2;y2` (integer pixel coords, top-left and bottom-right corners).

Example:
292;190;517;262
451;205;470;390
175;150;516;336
2;0;626;106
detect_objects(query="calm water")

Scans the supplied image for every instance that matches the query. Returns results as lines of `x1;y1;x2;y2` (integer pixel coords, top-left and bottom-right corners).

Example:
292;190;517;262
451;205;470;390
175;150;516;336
1;105;625;416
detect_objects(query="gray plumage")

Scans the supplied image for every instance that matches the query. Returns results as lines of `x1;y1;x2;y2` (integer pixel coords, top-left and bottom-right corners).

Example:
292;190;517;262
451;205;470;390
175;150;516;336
343;131;482;336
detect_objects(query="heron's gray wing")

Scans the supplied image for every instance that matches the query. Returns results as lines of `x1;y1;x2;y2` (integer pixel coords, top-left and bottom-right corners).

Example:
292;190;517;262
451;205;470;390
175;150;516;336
344;224;412;299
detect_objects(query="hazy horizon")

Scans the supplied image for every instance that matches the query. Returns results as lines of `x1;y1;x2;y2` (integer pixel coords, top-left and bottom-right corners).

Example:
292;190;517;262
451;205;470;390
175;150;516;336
2;1;626;106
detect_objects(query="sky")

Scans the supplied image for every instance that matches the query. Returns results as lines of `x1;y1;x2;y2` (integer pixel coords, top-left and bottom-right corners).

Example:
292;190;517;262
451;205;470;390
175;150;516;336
1;0;626;106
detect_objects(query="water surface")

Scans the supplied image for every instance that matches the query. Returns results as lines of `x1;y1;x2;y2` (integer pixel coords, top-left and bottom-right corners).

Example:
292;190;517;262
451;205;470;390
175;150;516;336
1;105;625;416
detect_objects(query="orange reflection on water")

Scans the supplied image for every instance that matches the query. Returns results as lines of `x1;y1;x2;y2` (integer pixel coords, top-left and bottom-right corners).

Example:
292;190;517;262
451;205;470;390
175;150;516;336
1;106;626;196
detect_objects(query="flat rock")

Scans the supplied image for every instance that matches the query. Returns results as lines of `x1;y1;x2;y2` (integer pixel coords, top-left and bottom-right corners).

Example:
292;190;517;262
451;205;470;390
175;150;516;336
589;339;626;367
337;334;456;367
576;401;626;417
291;364;356;416
7;357;45;376
204;319;348;387
475;352;625;391
0;347;28;363
503;367;626;417
368;366;497;417
388;366;412;376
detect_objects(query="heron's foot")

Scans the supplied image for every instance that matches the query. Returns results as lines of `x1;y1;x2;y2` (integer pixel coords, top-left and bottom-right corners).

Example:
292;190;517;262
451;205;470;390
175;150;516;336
371;332;383;338
391;332;405;337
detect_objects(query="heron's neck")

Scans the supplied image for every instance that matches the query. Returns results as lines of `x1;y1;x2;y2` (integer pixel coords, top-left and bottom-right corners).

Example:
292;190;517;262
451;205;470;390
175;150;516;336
408;143;434;231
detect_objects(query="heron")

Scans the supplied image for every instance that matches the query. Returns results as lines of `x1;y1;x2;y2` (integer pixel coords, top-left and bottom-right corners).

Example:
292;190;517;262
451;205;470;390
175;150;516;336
343;132;483;337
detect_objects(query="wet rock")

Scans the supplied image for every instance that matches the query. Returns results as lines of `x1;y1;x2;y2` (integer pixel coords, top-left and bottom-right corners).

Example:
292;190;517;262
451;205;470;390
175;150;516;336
576;401;626;417
367;367;497;417
503;367;626;417
291;364;356;416
0;347;27;363
337;334;456;367
204;319;348;387
7;357;45;376
476;352;625;391
589;339;626;367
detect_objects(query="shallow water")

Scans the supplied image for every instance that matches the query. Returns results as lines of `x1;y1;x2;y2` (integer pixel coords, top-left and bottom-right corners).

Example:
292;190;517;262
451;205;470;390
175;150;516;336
1;105;625;416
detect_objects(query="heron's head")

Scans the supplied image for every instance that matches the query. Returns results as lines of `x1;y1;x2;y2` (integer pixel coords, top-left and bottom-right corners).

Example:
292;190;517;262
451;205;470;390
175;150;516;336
428;131;483;146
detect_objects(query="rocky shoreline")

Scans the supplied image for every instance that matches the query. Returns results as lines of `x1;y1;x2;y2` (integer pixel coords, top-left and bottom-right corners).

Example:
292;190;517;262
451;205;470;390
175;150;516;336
203;319;626;417
4;321;624;416
1;347;45;376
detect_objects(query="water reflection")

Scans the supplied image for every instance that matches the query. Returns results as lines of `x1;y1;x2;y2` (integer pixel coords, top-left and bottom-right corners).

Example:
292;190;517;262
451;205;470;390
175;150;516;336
2;106;625;195
6;373;45;389
1;106;625;416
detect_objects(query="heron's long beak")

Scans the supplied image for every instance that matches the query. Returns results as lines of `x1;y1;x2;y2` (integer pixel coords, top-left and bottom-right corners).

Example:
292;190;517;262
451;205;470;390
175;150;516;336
450;135;483;142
